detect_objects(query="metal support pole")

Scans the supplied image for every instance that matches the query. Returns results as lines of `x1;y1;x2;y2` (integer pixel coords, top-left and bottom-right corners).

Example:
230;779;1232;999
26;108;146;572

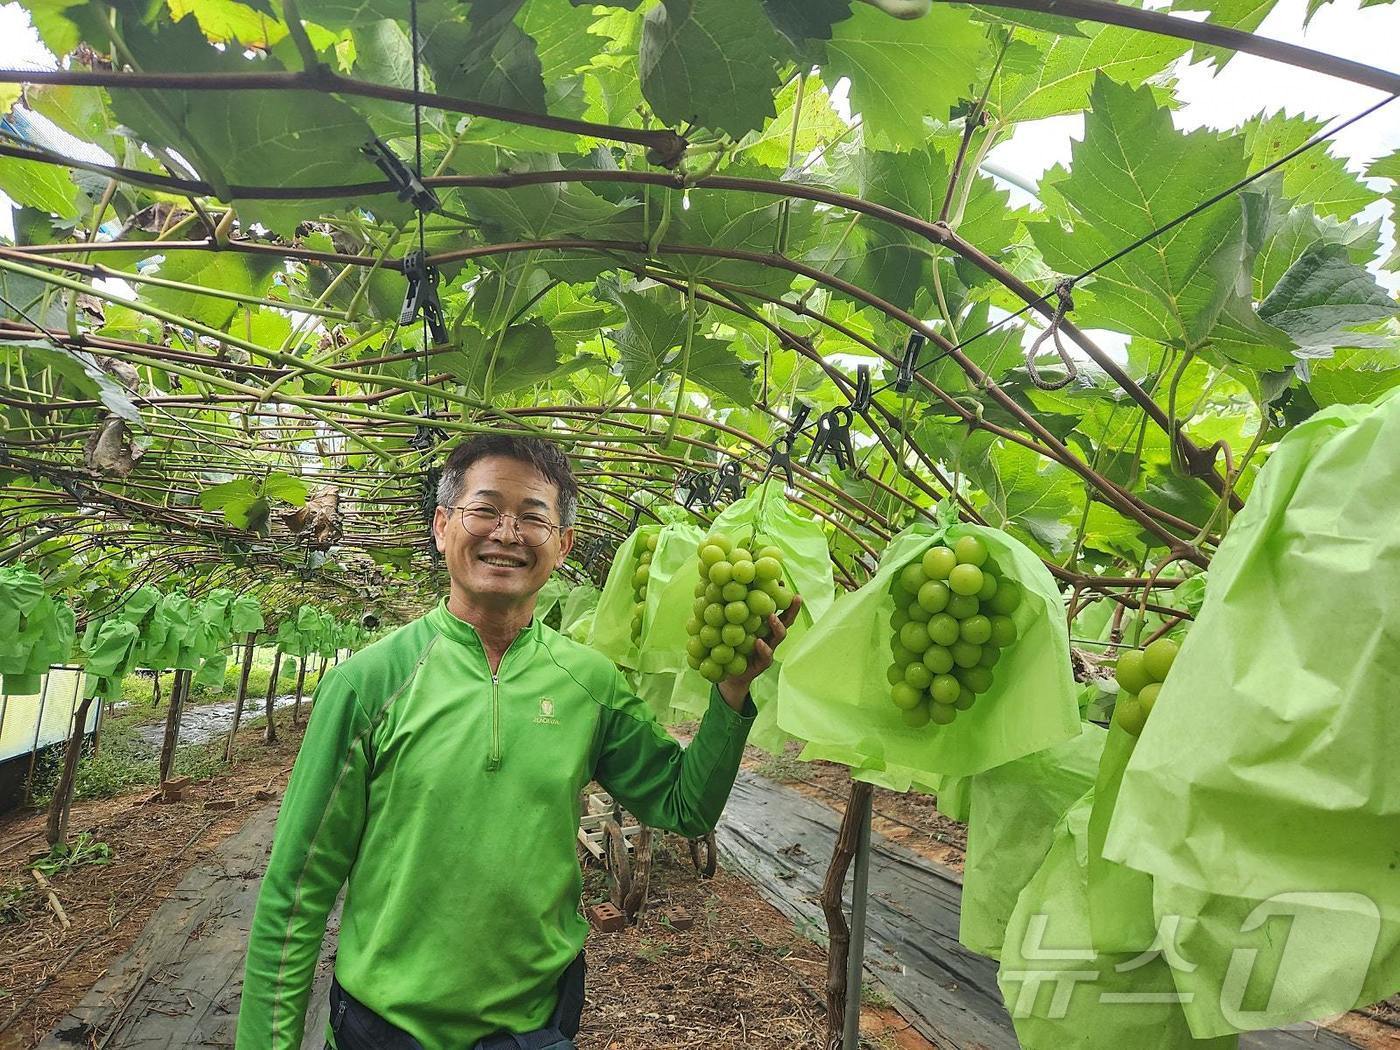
22;672;52;805
842;787;873;1050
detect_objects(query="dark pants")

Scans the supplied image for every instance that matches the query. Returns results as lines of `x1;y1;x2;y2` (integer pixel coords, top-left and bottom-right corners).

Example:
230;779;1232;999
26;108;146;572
326;953;585;1050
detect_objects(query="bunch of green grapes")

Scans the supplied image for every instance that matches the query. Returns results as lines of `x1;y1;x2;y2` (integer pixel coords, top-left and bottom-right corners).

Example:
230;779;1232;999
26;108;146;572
1112;638;1179;736
630;531;659;645
886;535;1022;728
683;532;796;683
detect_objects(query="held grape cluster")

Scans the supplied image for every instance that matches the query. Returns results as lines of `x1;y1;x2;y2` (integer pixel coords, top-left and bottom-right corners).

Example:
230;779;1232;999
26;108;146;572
1112;638;1179;736
630;531;658;645
886;535;1022;728
684;532;795;684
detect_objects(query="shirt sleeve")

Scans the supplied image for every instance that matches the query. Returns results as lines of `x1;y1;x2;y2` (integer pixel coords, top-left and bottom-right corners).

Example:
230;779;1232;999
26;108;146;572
593;675;757;839
237;667;372;1050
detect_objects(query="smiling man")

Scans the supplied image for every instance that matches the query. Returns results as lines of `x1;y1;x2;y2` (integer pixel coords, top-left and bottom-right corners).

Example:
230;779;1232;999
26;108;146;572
236;435;798;1050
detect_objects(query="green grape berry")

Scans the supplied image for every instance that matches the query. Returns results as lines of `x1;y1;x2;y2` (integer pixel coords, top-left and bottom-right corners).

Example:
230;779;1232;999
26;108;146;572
891;644;916;668
929;700;957;725
930;674;960;705
906;600;933;623
951;641;982;669
721;623;746;647
922;645;954;674
1142;638;1179;682
903;663;933;690
754;557;782;582
708;561;734;586
917;581;951;615
977;645;1001;668
899;621;932;653
947;595;980;620
721;581;747;602
976;571;998;602
698;624;722;648
756;545;783;562
699;544;725;567
988;615;1017;648
744;614;762;634
724;601;749;625
886;664;906;687
1114;650;1153;695
1138;682;1161;714
643;533;659;552
686;636;707;661
899;562;927;595
921;545;956;580
927;614;959;647
731;548;752;565
953;535;989;567
1114;695;1147;736
747;590;777;619
891;682;924;710
725;655;749;677
731;560;756;584
955;688;976;711
710;644;736;665
957;666;994;694
959;615;992;645
705;582;723;604
703;603;726;628
988;580;1022;615
709;533;734;555
698;659;725;683
948;563;984;597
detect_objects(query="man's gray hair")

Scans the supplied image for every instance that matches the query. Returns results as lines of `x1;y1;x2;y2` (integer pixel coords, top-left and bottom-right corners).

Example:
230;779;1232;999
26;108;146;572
436;435;579;527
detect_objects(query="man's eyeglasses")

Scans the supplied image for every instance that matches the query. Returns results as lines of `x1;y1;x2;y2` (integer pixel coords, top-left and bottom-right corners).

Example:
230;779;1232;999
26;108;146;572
449;504;561;547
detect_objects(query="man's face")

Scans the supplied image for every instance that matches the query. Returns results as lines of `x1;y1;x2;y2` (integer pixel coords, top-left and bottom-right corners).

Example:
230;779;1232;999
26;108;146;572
432;455;575;611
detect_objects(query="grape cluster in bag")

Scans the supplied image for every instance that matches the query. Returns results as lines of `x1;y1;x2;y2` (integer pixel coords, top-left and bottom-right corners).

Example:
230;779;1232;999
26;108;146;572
630;531;658;644
684;531;795;684
886;535;1022;727
1112;638;1178;736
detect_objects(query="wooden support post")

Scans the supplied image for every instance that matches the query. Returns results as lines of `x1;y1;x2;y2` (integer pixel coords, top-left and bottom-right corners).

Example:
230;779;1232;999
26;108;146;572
46;694;94;849
292;656;307;726
821;778;873;1050
225;635;256;762
264;649;281;744
22;673;52;807
158;668;189;784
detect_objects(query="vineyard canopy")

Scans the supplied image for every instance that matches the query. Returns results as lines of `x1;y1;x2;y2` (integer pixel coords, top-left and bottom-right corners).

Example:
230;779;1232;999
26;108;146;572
0;0;1398;622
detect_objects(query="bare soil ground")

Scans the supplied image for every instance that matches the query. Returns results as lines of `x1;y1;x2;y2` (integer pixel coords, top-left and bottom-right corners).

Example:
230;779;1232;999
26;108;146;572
0;709;307;1050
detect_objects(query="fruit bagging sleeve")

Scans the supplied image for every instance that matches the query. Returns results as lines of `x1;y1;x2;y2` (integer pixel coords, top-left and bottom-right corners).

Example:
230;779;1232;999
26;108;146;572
1099;390;1400;1032
776;520;1081;780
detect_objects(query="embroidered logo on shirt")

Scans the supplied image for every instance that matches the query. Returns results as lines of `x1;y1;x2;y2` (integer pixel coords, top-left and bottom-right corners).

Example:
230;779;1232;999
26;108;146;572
534;697;561;726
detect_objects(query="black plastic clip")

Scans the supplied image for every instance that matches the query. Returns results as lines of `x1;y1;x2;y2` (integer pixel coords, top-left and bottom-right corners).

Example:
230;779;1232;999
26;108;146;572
627;505;642;533
407;410;447;453
807;407;856;472
850;365;872;413
895;333;924;393
400;250;449;345
362;138;440;214
764;402;811;488
679;469;715;512
713;461;745;505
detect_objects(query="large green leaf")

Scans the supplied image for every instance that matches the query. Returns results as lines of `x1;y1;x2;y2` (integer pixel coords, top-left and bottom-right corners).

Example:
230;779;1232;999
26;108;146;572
1031;78;1251;349
146;252;280;330
351;20;444;139
823;4;985;150
993;23;1188;125
1258;241;1398;356
1243;113;1380;221
0;156;80;220
639;0;786;138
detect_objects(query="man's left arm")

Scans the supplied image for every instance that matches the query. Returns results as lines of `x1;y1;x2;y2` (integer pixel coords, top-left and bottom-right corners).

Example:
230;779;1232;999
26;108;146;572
593;599;800;838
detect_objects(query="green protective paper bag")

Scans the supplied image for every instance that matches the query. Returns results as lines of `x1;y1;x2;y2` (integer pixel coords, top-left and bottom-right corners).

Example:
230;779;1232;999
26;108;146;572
118;584;163;626
1103;392;1400;1024
1086;723;1156;954
560;583;600;643
533;577;570;624
0;571;76;695
83;619;142;701
230;594;265;635
194;650;230;690
778;520;1081;779
591;522;702;671
997;794;1239;1050
1150;878;1400;1038
960;724;1107;958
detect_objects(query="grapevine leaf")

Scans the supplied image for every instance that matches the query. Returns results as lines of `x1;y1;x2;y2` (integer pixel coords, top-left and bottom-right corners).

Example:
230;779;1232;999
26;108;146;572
639;0;786;138
1258;241;1398;355
823;4;985;150
1243;113;1380;221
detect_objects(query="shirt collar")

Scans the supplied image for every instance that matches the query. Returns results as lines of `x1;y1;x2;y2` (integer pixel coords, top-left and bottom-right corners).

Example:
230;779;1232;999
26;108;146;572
428;599;541;652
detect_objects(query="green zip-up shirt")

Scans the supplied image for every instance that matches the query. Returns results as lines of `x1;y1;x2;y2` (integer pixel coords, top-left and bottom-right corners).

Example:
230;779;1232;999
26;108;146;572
237;600;756;1050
